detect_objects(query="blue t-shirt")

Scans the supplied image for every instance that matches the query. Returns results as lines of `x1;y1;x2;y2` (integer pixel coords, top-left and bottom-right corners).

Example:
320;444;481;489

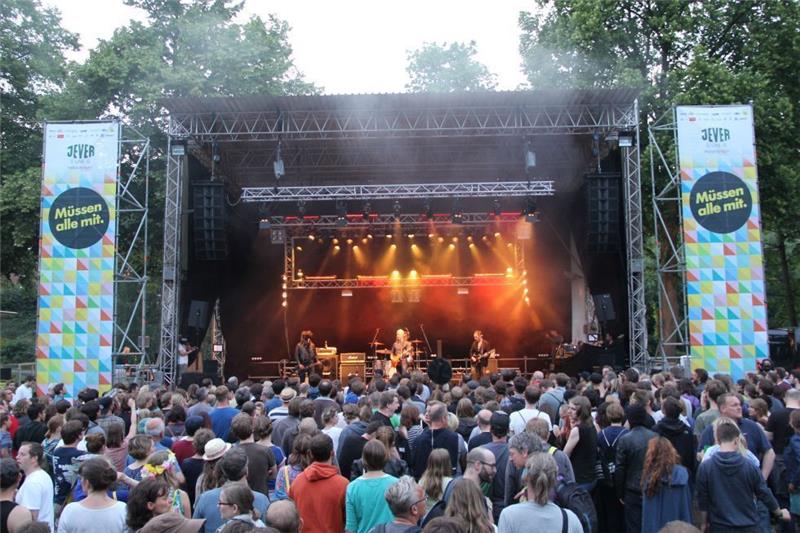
210;407;239;440
193;486;270;533
53;447;84;504
268;445;284;491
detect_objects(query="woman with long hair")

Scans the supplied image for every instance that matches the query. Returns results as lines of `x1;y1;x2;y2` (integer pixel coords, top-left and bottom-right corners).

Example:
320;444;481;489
215;483;265;532
126;478;170;531
455;398;477;443
345;440;397;533
42;414;64;474
350;426;409;479
141;451;191;518
104;397;138;472
274;433;312;501
419;449;454;510
641;437;692;533
57;457;127;533
197;438;231;496
562;395;598;492
444;479;495;533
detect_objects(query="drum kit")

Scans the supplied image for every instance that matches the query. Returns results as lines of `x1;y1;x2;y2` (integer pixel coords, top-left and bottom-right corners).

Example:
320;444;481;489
369;339;425;377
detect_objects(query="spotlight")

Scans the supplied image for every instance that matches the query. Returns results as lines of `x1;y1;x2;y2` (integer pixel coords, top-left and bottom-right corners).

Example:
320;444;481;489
334;245;341;251
438;237;444;244
619;132;634;147
522;198;540;223
308;235;315;240
361;238;368;244
258;219;271;230
407;234;415;239
333;238;339;245
393;200;402;220
494;232;501;238
450;199;463;224
367;234;373;240
336;200;347;227
428;233;434;239
346;238;353;245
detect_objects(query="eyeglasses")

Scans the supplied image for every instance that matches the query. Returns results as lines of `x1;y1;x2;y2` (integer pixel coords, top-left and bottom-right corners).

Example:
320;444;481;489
412;498;426;508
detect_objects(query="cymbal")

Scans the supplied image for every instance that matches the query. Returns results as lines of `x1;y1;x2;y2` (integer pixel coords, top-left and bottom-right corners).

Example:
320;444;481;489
410;339;423;344
375;349;391;355
368;341;384;346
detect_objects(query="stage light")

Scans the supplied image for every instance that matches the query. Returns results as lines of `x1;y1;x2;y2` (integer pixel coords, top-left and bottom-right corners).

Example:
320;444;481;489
506;267;513;276
448;244;455;250
522;198;540;223
295;246;303;252
451;198;463;224
281;301;287;308
494;232;501;238
507;243;513;248
523;270;528;276
524;296;530;304
258;219;271;230
428;233;434;239
409;270;418;278
469;243;475;249
524;288;529;294
390;244;397;250
385;234;392;239
393;201;402;220
317;238;323;244
361;238;368;244
333;238;339;245
482;235;488;242
353;244;360;251
282;291;287;299
342;289;353;297
438;237;444;244
346;238;353;245
467;235;473;242
407;233;415;239
282;283;287;289
336;200;347;227
457;288;469;295
367;234;373;240
308;234;315;240
334;245;341;251
522;279;528;285
452;237;459;243
391;270;400;278
282;274;287;281
297;270;304;278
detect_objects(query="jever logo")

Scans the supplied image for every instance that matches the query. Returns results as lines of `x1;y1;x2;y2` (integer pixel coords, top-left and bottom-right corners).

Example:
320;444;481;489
48;187;110;248
66;144;96;159
700;128;730;143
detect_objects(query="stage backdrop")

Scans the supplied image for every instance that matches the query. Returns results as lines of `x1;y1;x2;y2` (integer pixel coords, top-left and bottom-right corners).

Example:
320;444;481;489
677;105;767;379
36;121;119;398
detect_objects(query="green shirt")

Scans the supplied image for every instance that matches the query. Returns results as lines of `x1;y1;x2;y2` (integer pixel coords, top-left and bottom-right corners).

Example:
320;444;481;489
345;474;398;533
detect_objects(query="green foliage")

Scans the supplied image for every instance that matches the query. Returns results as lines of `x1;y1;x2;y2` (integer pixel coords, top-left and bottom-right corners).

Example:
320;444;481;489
0;278;37;363
406;41;497;92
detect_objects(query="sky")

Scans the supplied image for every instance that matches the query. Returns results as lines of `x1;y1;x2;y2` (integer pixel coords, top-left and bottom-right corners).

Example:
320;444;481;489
42;0;536;94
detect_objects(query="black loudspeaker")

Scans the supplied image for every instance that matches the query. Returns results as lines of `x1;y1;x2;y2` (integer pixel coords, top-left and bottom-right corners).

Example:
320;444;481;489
593;293;616;322
586;173;620;252
193;182;228;261
204;359;221;384
187;300;209;329
317;352;339;381
0;368;11;380
339;362;365;379
179;372;203;388
427;357;453;385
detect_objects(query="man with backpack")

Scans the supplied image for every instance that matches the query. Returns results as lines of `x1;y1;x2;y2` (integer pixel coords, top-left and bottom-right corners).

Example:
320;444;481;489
538;376;567;424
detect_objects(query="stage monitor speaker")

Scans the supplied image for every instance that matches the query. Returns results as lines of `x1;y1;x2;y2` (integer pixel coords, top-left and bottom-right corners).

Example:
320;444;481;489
585;173;621;253
187;300;210;329
427;357;452;385
193;182;228;261
339;362;365;379
592;293;616;322
179;372;203;389
318;352;339;380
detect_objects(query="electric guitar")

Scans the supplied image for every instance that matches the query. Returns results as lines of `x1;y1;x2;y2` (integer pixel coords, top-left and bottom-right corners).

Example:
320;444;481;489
470;349;496;365
390;345;414;368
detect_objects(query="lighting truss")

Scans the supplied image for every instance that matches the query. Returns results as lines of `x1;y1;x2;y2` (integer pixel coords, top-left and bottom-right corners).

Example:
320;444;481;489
264;212;524;234
241;180;554;202
288;276;521;290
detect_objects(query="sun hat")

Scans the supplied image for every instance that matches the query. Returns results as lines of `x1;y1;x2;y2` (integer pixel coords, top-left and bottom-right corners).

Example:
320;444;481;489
280;387;297;402
202;438;231;461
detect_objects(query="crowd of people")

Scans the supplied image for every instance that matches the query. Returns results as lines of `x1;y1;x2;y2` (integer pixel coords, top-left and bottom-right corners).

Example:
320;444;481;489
1;362;799;533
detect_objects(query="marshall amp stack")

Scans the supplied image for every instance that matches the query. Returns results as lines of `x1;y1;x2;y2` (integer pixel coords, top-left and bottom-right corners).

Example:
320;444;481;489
339;352;366;379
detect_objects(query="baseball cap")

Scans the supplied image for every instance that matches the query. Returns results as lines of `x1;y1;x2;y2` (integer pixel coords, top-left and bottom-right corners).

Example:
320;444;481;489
490;411;510;434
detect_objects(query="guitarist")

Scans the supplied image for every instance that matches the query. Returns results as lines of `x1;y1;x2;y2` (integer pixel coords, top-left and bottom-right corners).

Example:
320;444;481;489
294;330;318;383
390;328;414;375
469;330;492;378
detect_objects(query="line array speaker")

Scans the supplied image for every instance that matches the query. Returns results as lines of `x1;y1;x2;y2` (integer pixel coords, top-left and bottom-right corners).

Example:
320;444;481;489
193;182;228;261
585;173;621;253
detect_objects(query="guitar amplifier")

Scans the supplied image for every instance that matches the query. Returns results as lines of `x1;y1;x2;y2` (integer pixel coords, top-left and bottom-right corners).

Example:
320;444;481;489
340;352;366;363
317;351;339;380
339;362;365;379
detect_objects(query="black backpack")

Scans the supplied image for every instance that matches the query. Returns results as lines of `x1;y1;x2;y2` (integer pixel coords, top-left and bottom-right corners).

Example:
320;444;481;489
555;482;597;533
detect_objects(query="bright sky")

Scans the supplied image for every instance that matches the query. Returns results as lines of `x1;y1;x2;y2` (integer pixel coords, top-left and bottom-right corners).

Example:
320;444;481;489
43;0;535;94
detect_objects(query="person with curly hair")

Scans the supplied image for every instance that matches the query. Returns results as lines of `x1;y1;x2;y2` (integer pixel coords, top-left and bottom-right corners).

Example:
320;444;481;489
640;437;692;533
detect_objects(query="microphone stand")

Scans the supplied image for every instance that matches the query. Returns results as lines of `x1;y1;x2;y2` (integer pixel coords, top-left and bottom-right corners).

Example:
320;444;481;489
370;328;380;361
420;324;434;360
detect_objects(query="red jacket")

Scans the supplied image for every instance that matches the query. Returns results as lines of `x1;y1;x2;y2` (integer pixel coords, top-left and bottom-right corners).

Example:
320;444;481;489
288;461;349;533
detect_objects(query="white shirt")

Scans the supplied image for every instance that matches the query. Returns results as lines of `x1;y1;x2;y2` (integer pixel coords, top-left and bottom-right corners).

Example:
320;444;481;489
322;426;343;453
57;500;127;533
177;343;189;366
509;407;553;435
16;468;55;532
12;384;33;405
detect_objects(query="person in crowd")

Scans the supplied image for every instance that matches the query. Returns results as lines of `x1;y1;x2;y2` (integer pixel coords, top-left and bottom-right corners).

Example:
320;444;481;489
124;435;154;483
215;482;265;531
53;419;87;507
197;438;231;497
1;413;14;458
615;403;658;533
250;416;281;497
595;401;626;532
273;397;304;452
12;377;35;406
165;405;187;439
265;500;302;533
288;433;348;533
654;397;696;478
400;404;423;453
230;413;275;499
377;475;426;533
125;478;172;532
784;410;800;521
694;379;726;439
13;405;46;452
351;426;409;479
370;391;400;429
321;406;343;452
749;398;770;429
422;516;470;532
509;386;551;436
454;399;476;443
419;449;454;511
444;478;495;533
475;411;507;522
524;418;575;482
1;458;33;533
268;387;296;422
96;396;126;436
139;512;206;533
338;406;374;480
41;414;63;472
503;432;542;507
274;433;312;501
192;447;269;533
188;389;214;420
467;410;493;451
104;398;139;472
560;395;597;493
171;415;204;466
497;452;582;532
209;387;238;441
14;442;54;532
182;428;214;508
312;380;340;428
641;437;692;533
345;440;398;533
57;457;127;533
696;417;790;532
142;450;191;517
410;402;459;479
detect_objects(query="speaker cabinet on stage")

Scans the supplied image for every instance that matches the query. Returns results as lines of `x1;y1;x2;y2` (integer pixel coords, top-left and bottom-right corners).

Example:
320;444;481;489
193;182;227;261
179;372;203;389
339;362;365;379
586;173;621;253
317;351;339;380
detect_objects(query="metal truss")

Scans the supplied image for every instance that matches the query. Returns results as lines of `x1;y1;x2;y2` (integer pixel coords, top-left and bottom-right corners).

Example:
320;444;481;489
649;109;689;362
170;103;638;142
621;99;649;370
287;276;522;290
241;181;554;202
113;126;151;369
157;126;185;387
266;212;527;233
211;299;226;381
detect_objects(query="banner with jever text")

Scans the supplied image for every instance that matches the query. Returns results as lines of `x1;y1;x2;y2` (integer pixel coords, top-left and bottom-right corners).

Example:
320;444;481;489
677;105;767;380
36;122;119;398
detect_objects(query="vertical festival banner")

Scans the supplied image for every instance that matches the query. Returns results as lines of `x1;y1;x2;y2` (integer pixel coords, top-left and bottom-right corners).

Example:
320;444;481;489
677;105;767;379
36;122;119;398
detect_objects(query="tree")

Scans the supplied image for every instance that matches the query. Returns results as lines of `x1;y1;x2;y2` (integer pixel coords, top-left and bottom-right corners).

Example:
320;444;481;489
519;0;800;337
406;40;497;92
